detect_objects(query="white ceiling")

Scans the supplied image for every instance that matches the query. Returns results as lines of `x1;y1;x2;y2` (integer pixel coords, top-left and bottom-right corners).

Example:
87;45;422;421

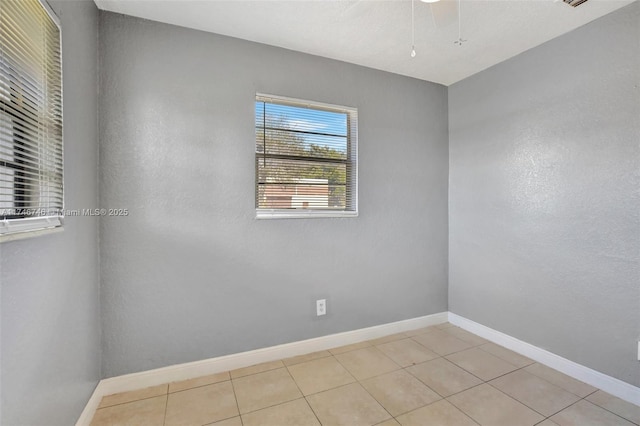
93;0;634;86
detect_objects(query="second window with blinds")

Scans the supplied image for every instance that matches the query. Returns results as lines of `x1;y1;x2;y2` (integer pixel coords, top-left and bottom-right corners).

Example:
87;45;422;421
255;94;358;219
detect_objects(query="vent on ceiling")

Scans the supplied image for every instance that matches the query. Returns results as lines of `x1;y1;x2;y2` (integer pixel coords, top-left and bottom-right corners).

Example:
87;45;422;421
563;0;588;7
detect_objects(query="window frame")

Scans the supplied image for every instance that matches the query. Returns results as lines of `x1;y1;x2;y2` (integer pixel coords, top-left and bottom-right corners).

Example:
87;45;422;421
255;93;358;220
0;0;64;241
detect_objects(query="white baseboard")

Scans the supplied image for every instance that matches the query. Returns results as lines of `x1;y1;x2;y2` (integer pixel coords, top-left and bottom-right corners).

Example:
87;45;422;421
76;312;448;426
448;312;640;407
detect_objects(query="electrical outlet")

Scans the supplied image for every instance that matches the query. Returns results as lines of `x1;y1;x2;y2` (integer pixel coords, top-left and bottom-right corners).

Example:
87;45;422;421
316;299;326;316
637;341;640;361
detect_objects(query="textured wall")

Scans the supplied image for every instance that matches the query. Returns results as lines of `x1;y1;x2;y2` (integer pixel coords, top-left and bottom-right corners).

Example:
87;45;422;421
0;0;101;424
99;12;449;377
449;2;639;386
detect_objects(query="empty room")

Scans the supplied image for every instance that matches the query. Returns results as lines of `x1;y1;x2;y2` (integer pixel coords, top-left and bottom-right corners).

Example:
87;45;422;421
0;0;638;425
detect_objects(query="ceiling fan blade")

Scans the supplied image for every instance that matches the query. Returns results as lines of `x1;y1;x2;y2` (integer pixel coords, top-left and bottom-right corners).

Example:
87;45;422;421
430;0;458;29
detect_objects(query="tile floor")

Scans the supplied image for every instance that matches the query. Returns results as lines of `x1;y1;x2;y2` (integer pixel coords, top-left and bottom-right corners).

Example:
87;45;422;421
90;323;640;426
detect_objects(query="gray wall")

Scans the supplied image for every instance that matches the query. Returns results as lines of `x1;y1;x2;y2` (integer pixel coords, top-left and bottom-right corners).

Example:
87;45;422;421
449;2;639;387
99;12;449;377
0;0;101;424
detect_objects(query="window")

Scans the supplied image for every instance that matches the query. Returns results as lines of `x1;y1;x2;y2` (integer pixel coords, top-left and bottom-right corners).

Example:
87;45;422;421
255;94;358;219
0;0;63;238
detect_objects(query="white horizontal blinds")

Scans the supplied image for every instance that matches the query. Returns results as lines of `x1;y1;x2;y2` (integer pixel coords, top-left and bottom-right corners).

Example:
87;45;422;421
0;0;62;225
256;95;357;212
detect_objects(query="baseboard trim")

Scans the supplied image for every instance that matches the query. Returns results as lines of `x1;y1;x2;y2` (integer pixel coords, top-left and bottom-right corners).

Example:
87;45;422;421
448;312;640;406
76;311;448;425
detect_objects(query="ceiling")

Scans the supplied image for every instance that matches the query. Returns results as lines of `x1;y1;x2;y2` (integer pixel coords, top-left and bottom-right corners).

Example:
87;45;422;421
93;0;634;86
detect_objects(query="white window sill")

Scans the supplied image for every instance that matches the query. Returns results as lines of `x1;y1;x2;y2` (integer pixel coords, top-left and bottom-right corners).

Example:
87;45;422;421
0;216;64;243
0;225;63;243
256;209;358;219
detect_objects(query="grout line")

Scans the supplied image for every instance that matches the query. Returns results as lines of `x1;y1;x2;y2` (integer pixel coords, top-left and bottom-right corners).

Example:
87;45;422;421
230;368;307;417
442;381;486;399
577;396;640;425
283;363;323;426
484;380;551;418
300;396;323;426
583;388;599;398
331;348;402;383
94;391;169;411
228;374;242;421
281;350;333;367
430;355;488;384
283;364;306;399
167;377;232;395
544;398;584;422
447;401;483;426
542;395;582;420
475;343;536;367
437;358;559;417
229;361;285;380
161;392;168;426
238;397;309;420
303;379;360;398
476;363;528;382
230;351;379;417
402;397;481;425
408;335;476;358
522;363;599;399
354;373;395;423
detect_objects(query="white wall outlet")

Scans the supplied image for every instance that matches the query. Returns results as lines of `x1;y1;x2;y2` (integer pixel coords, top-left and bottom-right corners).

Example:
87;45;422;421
637;341;640;361
316;299;326;316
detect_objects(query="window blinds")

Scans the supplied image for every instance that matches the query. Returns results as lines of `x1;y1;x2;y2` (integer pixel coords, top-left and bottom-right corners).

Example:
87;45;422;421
0;0;63;235
255;95;357;216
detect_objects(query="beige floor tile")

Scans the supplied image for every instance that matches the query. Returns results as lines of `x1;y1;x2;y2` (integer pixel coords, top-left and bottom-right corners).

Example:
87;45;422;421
442;327;489;346
550;400;635;426
524;363;597;397
241;398;320;426
376;338;439;367
412;329;474;356
169;371;230;393
230;360;284;379
335;347;400;380
434;322;455;330
406;358;482;397
329;340;372;355
207;417;243;426
536;420;561;426
445;348;519;381
90;395;166;426
361;370;441;416
306;383;391;426
282;350;332;366
396;399;478;426
375;419;401;426
405;326;438;337
368;332;409;346
478;343;534;368
586;390;640;425
165;381;238;426
233;367;302;414
98;384;168;408
287;356;355;395
448;383;544;426
490;369;580;416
